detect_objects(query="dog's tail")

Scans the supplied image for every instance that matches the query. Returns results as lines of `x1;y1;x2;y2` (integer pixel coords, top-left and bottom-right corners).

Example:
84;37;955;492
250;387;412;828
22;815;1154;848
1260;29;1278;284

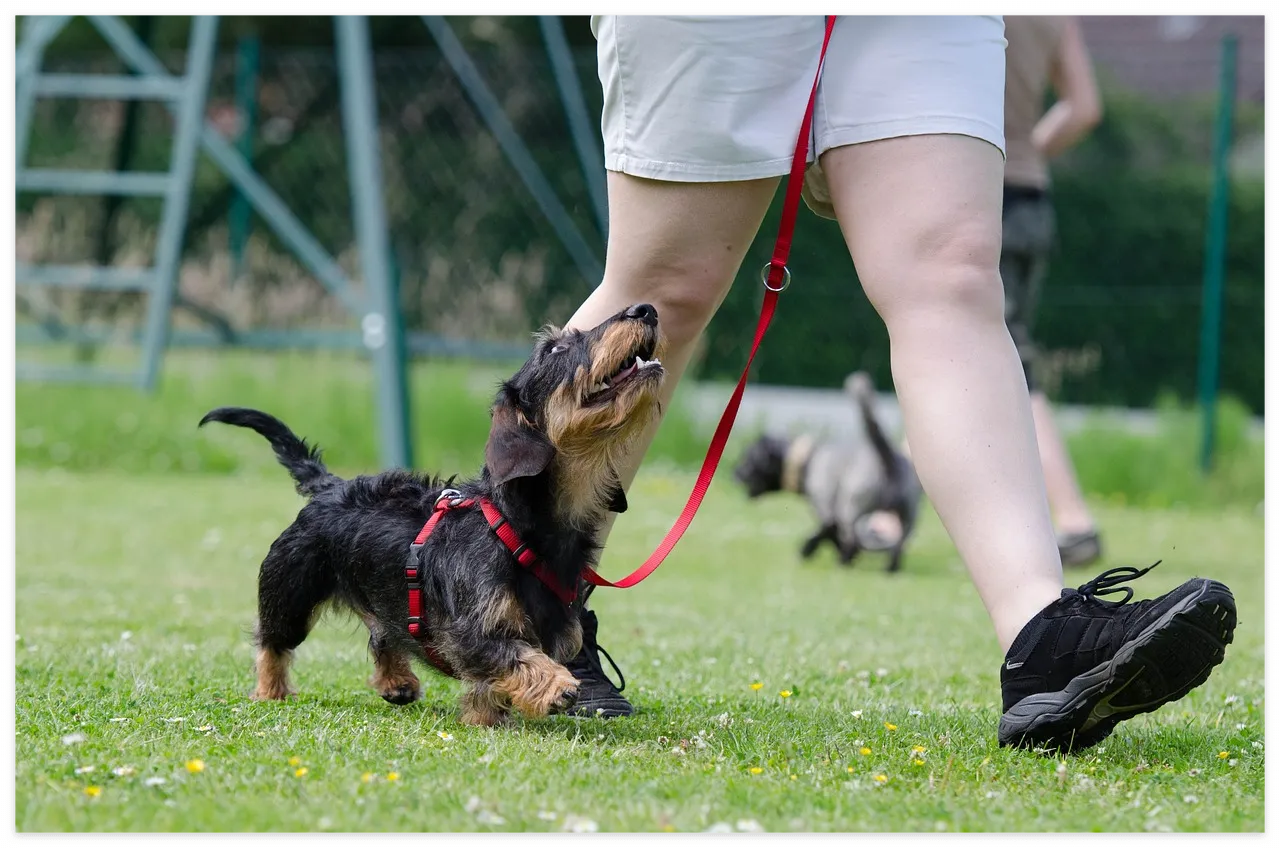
844;372;899;480
199;407;334;497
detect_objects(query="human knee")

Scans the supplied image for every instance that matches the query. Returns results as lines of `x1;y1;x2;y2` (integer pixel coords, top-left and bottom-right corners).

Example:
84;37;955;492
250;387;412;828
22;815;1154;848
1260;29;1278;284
868;223;1005;326
602;256;735;347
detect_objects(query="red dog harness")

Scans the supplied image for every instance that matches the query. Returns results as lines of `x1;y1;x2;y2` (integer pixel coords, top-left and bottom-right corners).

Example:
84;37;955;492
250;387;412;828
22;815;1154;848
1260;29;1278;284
405;489;581;672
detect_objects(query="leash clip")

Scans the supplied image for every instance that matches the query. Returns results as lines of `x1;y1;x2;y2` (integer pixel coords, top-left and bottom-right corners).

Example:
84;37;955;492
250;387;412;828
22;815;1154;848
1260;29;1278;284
760;261;791;293
435;488;463;508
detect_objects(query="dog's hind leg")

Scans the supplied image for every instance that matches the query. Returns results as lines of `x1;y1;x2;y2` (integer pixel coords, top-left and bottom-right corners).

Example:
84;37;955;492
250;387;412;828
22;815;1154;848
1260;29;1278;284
800;523;838;559
363;619;422;706
252;534;334;701
837;538;862;567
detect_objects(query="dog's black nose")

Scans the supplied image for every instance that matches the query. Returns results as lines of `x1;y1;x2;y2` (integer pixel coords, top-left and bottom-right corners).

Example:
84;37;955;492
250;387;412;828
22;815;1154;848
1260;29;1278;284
625;303;658;326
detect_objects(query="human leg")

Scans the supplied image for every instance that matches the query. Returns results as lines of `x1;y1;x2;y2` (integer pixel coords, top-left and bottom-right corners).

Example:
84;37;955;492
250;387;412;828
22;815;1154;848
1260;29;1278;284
823;132;1235;750
568;13;828;718
1031;391;1099;538
562;173;779;715
1000;197;1101;560
822;135;1063;651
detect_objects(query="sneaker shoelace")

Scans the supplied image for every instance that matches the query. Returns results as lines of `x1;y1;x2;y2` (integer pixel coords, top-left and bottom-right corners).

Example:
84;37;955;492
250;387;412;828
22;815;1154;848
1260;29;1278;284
1075;561;1162;605
571;636;627;693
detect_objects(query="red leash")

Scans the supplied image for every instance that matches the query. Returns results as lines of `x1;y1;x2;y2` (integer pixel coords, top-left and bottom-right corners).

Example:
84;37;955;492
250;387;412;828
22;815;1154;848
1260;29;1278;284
583;15;837;591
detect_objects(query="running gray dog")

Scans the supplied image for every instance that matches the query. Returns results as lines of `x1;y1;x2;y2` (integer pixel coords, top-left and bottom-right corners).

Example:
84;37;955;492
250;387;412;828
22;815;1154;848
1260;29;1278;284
732;372;923;572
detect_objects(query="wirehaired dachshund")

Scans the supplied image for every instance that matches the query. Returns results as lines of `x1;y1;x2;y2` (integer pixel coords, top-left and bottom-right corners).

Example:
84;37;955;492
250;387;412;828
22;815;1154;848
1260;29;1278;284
200;303;665;726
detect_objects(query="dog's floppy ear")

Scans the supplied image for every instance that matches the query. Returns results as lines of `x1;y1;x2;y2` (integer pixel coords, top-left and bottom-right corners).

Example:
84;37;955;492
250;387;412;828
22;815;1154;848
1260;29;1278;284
605;470;628;514
484;399;556;486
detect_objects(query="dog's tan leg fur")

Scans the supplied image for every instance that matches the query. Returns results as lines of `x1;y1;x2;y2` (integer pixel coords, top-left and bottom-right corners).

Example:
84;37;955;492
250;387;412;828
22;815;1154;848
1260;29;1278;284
360;614;421;703
369;651;421;702
480;589;530;638
491;648;580;718
253;647;295;700
460;682;510;727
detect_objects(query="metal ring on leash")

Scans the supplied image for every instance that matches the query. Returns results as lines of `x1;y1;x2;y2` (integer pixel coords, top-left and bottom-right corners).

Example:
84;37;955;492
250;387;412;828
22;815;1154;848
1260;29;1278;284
760;262;791;292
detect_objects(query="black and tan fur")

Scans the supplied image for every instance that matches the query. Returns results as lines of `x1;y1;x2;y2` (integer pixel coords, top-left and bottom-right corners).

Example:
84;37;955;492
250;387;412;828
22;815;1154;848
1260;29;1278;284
200;303;665;726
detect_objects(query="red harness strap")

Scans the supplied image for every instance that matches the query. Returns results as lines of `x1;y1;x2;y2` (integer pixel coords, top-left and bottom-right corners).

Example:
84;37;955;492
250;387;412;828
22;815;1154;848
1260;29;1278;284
583;14;837;591
405;491;578;670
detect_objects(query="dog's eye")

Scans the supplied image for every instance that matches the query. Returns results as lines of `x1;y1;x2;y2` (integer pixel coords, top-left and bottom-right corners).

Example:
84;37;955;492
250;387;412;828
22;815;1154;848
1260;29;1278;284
548;344;566;355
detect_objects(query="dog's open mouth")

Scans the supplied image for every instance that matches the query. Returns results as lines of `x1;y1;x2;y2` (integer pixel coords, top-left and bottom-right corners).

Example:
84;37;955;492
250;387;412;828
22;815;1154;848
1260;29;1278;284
586;341;661;404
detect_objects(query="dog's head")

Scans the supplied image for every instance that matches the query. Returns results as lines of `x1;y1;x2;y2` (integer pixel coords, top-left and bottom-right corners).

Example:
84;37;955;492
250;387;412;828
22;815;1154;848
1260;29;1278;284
732;434;791;498
484;303;666;520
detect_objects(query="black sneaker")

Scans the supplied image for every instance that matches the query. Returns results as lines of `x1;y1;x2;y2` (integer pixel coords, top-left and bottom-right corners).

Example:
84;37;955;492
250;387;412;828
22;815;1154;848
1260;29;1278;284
1058;529;1103;568
564;608;634;718
998;562;1236;753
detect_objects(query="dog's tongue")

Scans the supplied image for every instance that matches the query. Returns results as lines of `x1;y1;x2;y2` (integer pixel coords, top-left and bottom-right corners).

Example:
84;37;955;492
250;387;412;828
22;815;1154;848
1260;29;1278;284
613;360;639;383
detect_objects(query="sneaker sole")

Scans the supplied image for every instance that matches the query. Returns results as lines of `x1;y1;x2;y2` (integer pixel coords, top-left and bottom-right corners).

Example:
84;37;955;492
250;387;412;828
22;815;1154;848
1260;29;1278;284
998;578;1236;753
564;702;634;719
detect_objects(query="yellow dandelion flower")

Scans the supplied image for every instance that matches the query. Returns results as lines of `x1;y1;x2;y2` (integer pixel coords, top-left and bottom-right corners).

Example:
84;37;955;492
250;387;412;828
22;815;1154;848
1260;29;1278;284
847;766;854;773
1218;751;1230;759
873;774;888;783
790;774;798;781
288;756;301;767
912;745;926;753
185;759;205;773
913;759;925;766
294;767;309;778
84;786;102;798
779;690;793;698
361;772;375;783
860;747;872;756
386;772;400;781
750;682;763;691
749;767;763;775
884;722;898;731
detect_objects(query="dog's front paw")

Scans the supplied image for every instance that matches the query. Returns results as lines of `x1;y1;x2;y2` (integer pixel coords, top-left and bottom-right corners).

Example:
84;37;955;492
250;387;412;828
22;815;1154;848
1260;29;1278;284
497;654;581;718
549;681;580;715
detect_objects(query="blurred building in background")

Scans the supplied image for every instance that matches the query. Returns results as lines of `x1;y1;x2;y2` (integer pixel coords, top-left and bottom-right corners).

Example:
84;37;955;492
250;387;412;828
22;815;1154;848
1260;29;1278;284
14;15;1265;416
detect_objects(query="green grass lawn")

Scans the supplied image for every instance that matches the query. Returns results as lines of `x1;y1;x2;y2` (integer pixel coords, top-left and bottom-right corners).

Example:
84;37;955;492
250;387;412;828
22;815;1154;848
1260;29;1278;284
15;467;1264;832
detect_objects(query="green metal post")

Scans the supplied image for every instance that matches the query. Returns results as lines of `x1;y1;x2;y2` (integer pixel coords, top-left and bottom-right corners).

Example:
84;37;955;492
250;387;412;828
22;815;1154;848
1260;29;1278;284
137;15;219;391
388;246;415;469
229;34;260;283
539;15;608;241
336;15;412;470
1197;33;1237;472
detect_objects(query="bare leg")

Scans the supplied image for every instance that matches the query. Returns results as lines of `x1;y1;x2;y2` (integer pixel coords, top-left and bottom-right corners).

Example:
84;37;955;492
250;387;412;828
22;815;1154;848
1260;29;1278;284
565;172;780;558
1031;391;1096;534
821;134;1063;651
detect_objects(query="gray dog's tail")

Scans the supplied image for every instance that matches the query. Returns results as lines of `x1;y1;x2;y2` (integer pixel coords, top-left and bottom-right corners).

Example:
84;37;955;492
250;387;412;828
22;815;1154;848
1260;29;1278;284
199;407;334;497
844;372;899;480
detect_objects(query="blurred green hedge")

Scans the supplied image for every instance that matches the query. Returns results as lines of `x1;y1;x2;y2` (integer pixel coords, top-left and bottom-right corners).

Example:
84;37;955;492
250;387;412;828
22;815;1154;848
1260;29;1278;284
701;91;1264;416
18;43;1263;415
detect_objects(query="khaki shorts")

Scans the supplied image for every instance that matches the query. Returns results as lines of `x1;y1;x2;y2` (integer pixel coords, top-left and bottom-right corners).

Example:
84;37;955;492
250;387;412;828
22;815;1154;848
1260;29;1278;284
593;15;1007;219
